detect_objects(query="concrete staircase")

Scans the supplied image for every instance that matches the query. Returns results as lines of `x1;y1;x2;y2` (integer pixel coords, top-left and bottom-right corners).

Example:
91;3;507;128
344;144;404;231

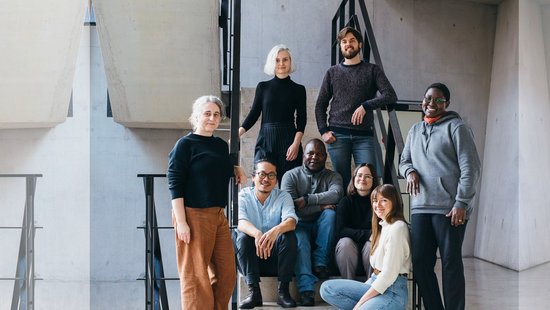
237;276;333;309
237;275;418;310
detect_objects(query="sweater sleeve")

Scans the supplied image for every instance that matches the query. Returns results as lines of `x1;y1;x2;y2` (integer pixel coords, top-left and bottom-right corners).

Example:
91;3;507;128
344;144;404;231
315;70;333;135
241;82;264;130
451;124;481;210
167;138;189;200
295;84;307;133
361;65;397;111
398;126;416;178
307;172;344;206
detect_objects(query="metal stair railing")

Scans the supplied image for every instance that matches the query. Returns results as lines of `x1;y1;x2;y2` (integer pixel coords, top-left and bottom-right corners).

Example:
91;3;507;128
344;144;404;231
0;174;43;310
136;174;176;310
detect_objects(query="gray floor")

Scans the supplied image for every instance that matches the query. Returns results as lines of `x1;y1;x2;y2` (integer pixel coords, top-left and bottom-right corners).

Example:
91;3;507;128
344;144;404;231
247;258;549;309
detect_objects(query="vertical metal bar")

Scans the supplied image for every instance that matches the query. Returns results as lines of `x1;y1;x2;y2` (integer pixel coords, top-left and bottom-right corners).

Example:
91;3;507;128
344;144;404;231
358;0;383;70
26;176;36;310
144;176;154;310
229;2;241;308
331;18;337;65
229;0;241;228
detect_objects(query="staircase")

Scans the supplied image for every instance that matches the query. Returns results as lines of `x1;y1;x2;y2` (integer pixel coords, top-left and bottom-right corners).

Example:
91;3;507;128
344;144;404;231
236;275;333;309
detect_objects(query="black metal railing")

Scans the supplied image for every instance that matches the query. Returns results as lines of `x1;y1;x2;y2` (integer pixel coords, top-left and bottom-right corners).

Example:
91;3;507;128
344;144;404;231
0;174;43;310
137;174;175;310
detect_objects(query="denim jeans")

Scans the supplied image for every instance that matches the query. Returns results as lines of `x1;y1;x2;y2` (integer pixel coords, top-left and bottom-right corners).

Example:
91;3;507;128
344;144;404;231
320;274;408;310
294;209;336;292
411;214;467;310
326;132;379;187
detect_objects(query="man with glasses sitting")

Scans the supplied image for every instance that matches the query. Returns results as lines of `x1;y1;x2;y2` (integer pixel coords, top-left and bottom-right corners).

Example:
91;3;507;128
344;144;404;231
233;159;299;309
281;138;344;306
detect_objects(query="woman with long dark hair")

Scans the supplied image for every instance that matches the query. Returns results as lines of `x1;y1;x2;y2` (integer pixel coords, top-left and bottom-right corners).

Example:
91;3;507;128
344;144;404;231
320;184;411;310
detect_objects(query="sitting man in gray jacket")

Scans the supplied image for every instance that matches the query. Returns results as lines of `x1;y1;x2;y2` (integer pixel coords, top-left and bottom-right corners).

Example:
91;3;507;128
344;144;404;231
280;138;344;306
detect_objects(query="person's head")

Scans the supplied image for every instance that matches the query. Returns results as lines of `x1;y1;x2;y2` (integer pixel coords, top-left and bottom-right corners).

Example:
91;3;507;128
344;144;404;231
302;139;327;173
370;184;406;252
188;95;225;133
371;184;404;223
263;44;296;76
422;82;450;118
337;27;363;59
347;163;379;196
252;159;278;195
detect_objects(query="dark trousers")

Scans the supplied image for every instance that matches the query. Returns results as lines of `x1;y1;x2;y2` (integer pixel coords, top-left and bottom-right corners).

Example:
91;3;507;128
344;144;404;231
411;214;467;310
233;230;297;284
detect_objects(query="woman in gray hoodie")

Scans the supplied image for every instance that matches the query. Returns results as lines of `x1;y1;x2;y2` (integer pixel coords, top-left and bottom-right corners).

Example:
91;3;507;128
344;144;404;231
399;83;481;310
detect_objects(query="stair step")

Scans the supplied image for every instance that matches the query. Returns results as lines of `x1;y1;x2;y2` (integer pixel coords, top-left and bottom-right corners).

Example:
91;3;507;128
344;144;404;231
243;301;334;309
238;275;328;304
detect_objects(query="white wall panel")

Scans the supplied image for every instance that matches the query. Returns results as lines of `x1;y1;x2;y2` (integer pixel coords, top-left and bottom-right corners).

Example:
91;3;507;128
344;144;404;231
93;0;220;128
0;0;86;128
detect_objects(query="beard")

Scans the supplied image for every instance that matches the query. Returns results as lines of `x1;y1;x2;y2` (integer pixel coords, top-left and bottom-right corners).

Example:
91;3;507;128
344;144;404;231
342;47;360;59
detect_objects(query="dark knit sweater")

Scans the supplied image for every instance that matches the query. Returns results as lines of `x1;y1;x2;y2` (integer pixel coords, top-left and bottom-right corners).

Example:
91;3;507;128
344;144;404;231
167;133;233;208
336;194;372;244
315;61;397;135
241;76;306;132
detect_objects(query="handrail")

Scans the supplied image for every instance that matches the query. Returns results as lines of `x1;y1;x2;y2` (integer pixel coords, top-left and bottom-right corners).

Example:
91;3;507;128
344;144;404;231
0;174;42;310
137;174;171;310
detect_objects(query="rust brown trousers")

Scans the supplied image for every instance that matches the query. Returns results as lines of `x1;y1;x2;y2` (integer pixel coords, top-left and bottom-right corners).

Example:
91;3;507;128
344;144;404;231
173;207;236;310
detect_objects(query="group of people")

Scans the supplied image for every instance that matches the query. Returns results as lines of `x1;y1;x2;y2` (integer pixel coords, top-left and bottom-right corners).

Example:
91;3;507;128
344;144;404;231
167;26;481;310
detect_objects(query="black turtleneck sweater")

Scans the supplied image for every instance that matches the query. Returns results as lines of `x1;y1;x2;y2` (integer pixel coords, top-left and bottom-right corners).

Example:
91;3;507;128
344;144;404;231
167;133;233;208
241;76;306;132
336;194;373;244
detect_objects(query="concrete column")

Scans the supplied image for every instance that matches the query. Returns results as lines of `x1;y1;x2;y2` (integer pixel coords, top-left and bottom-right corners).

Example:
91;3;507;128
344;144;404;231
475;0;519;270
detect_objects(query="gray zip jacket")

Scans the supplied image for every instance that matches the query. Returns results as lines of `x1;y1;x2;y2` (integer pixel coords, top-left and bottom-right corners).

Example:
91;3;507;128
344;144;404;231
399;111;481;217
280;165;343;222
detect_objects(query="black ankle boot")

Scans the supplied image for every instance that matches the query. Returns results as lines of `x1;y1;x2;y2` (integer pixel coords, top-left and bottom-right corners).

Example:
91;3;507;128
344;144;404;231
239;283;262;309
277;281;297;308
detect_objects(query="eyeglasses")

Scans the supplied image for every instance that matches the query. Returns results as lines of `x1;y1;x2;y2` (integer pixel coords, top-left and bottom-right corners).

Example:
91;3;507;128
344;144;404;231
356;173;373;180
202;111;222;119
423;97;447;104
256;171;277;180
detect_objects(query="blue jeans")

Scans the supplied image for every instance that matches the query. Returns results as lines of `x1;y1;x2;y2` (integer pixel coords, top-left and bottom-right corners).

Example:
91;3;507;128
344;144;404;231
294;209;336;292
326;132;379;187
320;274;408;310
411;214;467;310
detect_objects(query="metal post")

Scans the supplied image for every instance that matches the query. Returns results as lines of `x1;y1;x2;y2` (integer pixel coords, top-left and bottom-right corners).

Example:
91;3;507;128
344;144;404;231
144;176;154;310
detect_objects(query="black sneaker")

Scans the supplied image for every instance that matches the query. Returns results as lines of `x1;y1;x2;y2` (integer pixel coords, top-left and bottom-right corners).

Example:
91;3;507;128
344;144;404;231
299;290;315;307
313;266;329;280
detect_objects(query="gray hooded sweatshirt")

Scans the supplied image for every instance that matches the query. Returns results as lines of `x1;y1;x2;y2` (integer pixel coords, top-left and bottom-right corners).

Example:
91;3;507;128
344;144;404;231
399;111;481;217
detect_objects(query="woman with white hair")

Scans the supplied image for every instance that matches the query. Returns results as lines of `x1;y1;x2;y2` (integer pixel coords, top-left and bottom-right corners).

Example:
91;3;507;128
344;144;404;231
167;95;246;310
239;44;307;184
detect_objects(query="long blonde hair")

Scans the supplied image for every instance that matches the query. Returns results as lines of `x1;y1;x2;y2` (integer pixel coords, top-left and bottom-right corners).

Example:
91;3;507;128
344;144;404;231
370;184;406;253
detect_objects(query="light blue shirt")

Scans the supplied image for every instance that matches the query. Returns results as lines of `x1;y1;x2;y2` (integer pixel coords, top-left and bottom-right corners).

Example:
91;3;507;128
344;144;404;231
238;187;298;232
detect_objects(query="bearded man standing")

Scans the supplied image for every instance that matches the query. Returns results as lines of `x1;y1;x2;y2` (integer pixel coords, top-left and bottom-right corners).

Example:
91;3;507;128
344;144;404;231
315;26;397;187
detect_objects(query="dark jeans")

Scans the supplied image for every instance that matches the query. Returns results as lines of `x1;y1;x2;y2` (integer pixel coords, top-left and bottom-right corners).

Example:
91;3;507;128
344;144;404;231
411;214;467;310
233;230;297;284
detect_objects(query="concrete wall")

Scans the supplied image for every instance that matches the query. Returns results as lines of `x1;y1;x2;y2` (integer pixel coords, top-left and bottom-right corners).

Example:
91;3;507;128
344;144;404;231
474;0;519;270
0;0;86;128
0;27;91;309
518;0;550;269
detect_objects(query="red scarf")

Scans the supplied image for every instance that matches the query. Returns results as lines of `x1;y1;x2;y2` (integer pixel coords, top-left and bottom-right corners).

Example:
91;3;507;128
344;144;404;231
424;115;444;125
